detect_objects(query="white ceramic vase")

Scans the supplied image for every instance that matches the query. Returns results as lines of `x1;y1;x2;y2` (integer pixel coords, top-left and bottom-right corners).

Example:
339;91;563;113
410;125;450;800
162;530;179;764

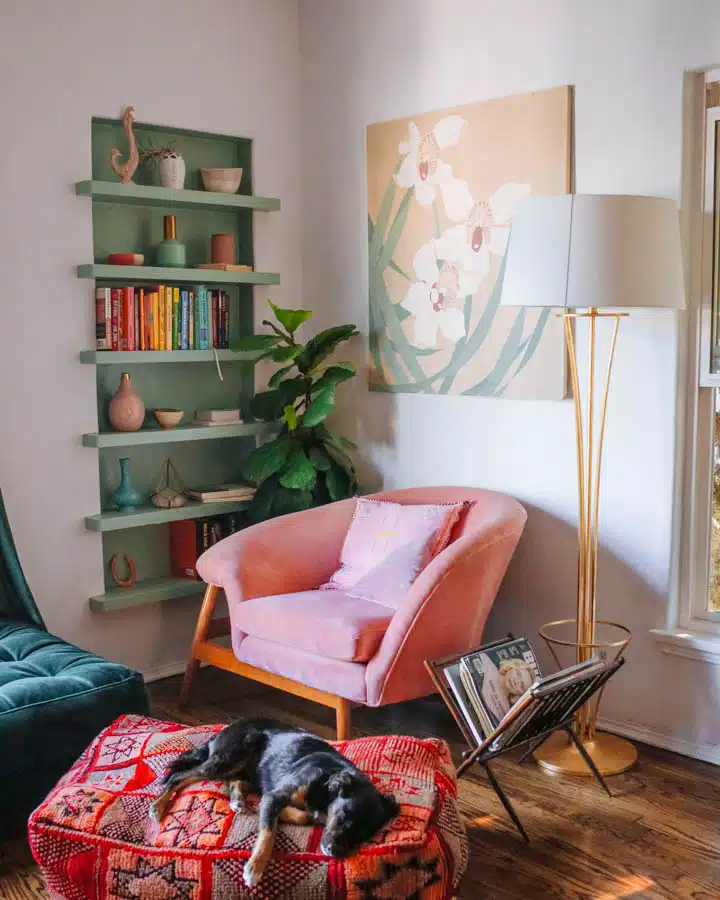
158;154;186;189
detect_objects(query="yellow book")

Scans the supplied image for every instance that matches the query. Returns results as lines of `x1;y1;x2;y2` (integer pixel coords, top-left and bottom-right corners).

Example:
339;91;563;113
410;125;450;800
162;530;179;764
158;286;166;351
152;292;159;350
170;287;178;350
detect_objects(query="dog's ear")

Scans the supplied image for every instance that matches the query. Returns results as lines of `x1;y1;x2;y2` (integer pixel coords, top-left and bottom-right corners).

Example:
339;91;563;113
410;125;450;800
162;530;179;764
382;794;400;820
328;770;356;798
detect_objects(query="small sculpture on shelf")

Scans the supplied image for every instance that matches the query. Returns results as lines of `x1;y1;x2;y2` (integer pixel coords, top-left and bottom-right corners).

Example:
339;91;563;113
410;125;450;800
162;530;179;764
151;458;186;509
110;553;137;588
109;106;139;185
108;373;145;432
139;139;186;189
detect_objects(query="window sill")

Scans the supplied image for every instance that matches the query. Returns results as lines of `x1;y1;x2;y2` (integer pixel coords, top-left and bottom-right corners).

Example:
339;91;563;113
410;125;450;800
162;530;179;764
651;629;720;665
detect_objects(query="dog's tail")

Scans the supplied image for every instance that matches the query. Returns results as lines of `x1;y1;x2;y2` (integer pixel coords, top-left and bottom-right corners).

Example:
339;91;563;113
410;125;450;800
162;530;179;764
160;743;210;785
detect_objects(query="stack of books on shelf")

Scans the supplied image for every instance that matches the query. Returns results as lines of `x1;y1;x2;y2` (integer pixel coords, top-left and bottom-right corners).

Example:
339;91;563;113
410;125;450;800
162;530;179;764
185;483;256;503
170;511;245;580
95;285;231;352
195;409;243;427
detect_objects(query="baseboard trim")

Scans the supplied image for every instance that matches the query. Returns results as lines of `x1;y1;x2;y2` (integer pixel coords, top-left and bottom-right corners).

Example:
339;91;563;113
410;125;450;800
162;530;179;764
142;661;192;684
598;717;720;766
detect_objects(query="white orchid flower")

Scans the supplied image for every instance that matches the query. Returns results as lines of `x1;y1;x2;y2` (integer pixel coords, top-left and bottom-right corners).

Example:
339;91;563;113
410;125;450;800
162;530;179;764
401;241;466;348
437;182;531;273
396;116;473;221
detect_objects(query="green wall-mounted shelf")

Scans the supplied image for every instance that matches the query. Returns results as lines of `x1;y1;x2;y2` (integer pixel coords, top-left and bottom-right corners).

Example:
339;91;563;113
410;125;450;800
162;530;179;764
80;349;262;364
76;180;281;213
82;422;278;448
85;498;252;533
90;576;206;613
78;264;280;286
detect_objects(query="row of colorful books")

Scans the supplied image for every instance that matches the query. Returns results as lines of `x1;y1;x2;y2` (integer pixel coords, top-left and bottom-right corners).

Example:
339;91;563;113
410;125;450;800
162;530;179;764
170;511;246;580
95;285;231;352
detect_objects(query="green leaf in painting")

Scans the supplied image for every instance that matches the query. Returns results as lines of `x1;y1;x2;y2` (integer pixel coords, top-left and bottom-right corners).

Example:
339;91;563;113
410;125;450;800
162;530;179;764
230;334;281;352
268;365;294;388
302;384;336;427
269;300;314;334
283;404;297;431
279;447;317;491
241;437;293;484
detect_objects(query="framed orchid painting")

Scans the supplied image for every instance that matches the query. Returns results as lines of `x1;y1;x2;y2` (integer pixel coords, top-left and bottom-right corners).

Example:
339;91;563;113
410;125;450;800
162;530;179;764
367;86;572;398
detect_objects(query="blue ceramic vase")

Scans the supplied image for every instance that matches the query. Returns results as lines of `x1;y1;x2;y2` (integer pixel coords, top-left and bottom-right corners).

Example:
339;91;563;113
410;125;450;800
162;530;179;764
112;458;142;511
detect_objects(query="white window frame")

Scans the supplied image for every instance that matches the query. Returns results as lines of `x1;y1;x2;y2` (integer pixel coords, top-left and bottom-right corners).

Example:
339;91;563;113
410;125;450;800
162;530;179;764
656;72;720;661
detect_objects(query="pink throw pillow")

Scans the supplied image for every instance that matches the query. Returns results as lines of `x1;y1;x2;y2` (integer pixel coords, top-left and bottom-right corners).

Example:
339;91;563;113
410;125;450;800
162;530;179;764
322;497;464;609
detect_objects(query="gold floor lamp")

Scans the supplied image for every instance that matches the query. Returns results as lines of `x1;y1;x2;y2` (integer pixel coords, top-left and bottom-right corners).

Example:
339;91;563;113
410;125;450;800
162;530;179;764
497;194;685;776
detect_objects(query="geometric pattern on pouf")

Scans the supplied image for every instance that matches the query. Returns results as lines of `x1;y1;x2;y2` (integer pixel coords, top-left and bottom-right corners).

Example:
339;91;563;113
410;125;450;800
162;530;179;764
29;715;468;899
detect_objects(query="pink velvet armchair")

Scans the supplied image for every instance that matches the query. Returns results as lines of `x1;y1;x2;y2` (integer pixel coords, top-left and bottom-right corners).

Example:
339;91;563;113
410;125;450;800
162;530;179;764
181;487;527;739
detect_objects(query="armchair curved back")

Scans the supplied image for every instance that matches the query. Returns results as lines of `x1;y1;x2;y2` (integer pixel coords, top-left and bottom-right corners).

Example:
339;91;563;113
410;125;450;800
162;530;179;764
363;488;527;706
0;488;44;627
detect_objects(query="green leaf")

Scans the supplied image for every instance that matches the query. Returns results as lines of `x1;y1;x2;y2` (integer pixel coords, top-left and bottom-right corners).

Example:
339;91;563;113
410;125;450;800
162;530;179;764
297;325;359;371
241;437;293;484
311;363;357;393
317;425;357;454
271;344;304;363
269;301;314;335
251;390;286;421
247;474;280;522
277;376;308;405
389;259;411;280
302;384;336;427
268;365;294;388
395;303;411;322
230;334;281;352
283;404;297;431
279;447;317;491
323;441;354;474
271;486;314;516
375;188;413;274
325;464;351;502
308;445;332;471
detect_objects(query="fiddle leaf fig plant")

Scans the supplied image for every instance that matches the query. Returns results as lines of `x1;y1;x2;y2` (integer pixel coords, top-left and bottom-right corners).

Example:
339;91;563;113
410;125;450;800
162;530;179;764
232;301;360;521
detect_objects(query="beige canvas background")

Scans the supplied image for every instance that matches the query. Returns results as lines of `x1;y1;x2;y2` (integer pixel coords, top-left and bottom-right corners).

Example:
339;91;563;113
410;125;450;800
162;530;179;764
367;86;571;398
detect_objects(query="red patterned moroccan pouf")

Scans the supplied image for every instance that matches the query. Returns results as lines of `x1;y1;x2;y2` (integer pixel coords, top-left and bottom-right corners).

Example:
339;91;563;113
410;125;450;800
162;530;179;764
29;715;468;899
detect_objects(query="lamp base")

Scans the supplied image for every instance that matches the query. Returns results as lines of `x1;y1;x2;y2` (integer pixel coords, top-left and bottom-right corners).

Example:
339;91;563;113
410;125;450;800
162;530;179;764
534;730;637;777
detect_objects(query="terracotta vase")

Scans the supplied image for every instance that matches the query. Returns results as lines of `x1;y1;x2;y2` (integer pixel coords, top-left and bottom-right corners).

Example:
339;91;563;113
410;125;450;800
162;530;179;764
108;373;145;432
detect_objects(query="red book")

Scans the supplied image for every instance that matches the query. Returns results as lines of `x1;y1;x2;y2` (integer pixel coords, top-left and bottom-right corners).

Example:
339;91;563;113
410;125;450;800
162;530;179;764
222;291;230;348
110;288;121;351
120;286;135;351
95;287;111;350
134;289;141;350
170;519;202;580
138;289;146;351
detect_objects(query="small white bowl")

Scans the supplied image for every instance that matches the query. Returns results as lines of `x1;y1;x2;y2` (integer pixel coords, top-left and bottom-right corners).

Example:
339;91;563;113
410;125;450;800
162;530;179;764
201;167;243;194
154;408;183;429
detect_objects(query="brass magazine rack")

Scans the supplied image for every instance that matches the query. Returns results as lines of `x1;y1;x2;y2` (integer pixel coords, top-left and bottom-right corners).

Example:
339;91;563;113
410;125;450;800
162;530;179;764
425;638;624;842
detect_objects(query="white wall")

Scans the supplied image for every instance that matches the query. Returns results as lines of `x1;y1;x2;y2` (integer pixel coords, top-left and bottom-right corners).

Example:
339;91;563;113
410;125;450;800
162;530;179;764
0;0;302;676
299;0;720;757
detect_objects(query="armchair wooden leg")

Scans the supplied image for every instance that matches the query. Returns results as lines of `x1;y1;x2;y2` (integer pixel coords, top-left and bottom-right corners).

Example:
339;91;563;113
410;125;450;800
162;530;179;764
335;699;351;741
180;584;220;708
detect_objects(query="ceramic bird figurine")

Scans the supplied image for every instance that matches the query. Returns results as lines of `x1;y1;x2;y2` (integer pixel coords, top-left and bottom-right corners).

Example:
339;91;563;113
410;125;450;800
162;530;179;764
110;106;139;184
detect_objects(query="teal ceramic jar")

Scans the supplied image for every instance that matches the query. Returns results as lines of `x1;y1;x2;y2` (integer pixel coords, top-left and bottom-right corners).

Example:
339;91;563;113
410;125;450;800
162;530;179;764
156;214;186;268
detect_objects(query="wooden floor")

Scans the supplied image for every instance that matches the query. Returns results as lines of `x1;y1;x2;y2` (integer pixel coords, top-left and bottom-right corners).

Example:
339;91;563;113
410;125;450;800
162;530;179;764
3;667;720;898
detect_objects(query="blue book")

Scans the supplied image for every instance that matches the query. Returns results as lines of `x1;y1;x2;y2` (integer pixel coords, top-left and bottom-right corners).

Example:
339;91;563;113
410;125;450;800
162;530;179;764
195;284;209;350
180;290;189;350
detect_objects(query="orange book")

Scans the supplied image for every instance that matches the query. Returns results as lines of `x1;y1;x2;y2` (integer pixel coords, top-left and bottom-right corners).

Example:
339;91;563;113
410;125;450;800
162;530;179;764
167;288;175;349
152;291;160;350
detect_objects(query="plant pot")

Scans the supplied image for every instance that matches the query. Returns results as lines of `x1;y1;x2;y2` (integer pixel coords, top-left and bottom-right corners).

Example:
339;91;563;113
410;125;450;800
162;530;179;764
108;373;145;432
112;458;142;512
158;154;186;189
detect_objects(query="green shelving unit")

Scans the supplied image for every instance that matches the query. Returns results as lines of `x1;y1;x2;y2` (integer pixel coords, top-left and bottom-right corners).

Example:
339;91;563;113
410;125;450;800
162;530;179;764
81;115;278;612
78;263;280;286
76;180;281;212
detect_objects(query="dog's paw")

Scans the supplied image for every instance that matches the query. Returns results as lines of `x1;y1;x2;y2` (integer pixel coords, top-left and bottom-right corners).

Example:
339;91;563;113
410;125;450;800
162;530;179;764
148;800;165;823
229;796;246;814
243;857;265;887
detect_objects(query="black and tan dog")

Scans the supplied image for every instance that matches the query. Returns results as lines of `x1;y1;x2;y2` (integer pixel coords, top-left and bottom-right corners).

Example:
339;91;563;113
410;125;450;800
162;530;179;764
150;717;400;887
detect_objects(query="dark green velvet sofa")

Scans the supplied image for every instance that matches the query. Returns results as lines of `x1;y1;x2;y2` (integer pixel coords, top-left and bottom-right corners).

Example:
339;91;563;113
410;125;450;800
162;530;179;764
0;490;149;837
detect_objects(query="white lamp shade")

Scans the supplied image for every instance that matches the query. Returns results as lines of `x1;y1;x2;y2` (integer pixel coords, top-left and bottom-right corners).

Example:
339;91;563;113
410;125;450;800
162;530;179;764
498;194;686;310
